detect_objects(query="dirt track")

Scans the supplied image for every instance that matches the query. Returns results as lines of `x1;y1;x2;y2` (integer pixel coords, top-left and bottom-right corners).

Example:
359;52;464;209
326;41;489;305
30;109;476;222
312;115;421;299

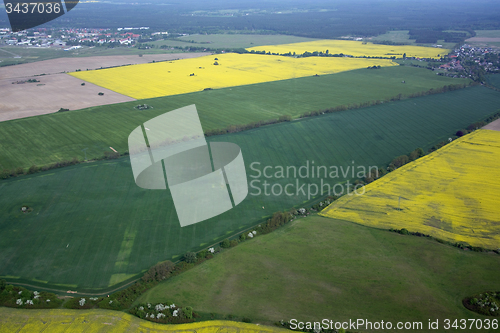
0;53;210;121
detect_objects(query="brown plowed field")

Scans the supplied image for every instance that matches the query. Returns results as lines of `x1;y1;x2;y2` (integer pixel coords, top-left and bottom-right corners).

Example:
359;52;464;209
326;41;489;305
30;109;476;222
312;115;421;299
0;52;210;121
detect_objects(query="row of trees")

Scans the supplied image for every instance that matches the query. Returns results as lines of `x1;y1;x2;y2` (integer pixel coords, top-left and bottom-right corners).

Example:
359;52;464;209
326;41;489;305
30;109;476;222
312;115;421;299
387;148;425;171
204;115;291;137
0;151;126;181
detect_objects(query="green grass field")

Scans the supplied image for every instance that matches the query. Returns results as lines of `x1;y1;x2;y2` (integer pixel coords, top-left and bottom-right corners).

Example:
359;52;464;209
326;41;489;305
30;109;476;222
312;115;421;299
0;66;468;171
473;30;500;38
1;85;500;291
136;215;500;332
150;34;318;49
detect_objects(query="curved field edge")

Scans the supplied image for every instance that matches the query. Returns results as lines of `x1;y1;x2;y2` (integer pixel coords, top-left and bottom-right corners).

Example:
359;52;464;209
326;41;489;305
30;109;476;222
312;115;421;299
0;307;286;333
136;216;500;331
68;53;399;99
320;129;500;249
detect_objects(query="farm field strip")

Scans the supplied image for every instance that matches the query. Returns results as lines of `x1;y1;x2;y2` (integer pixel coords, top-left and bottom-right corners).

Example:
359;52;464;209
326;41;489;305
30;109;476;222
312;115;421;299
0;307;286;333
0;66;468;171
1;86;500;290
69;53;399;99
246;39;449;58
320;129;500;249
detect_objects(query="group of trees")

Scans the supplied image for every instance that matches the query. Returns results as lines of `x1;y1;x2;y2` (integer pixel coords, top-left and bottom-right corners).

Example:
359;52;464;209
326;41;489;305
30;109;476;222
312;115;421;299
388;148;425;171
0;280;61;309
141;261;175;283
258;211;293;234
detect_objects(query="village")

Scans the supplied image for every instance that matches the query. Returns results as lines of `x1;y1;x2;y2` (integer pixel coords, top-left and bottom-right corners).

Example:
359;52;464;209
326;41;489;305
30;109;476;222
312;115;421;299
437;44;500;82
0;26;159;49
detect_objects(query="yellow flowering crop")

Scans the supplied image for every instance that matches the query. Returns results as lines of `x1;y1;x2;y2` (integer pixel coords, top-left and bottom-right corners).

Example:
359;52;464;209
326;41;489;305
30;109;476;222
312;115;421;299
246;40;449;59
0;307;289;333
320;129;500;249
69;53;397;99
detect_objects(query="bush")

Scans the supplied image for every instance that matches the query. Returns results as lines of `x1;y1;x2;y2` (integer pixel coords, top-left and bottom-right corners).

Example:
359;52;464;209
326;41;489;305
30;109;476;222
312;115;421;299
220;238;231;248
104;151;119;159
389;155;410;169
467;121;486;131
230;240;238;247
141;260;175;282
278;115;292;122
258;211;292;234
64;296;101;309
456;130;465;137
98;298;121;310
183;306;193;319
183;252;197;263
0;169;12;179
197;250;207;259
409;148;424;161
239;234;246;241
28;165;39;174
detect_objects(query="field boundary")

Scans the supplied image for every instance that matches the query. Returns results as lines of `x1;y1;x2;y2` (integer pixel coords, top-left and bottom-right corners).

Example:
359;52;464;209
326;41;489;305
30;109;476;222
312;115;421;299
0;81;473;178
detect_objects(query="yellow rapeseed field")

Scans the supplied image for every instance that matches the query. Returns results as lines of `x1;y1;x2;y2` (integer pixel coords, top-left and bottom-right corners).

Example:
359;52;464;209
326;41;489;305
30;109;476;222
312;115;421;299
320;129;500;249
246;40;448;59
0;307;289;333
69;53;397;99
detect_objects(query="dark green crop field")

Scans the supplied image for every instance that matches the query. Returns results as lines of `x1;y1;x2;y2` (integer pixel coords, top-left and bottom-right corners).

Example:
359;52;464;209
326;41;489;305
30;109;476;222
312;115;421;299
0;65;467;171
0;85;499;291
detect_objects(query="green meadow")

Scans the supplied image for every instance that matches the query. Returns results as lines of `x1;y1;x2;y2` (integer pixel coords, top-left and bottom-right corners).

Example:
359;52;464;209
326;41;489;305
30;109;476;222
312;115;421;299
137;215;500;333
